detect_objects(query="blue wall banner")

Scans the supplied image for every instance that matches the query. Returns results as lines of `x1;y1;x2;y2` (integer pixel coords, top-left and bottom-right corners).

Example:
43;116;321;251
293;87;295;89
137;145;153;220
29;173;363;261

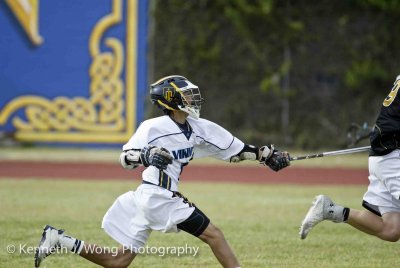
0;0;147;144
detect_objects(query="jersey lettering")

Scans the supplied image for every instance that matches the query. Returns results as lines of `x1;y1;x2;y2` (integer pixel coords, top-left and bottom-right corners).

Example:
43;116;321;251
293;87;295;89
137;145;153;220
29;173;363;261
383;78;400;107
172;147;194;160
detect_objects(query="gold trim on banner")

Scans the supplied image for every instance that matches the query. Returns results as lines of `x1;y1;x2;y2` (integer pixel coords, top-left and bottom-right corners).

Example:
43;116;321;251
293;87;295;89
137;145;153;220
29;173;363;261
0;0;137;143
5;0;43;45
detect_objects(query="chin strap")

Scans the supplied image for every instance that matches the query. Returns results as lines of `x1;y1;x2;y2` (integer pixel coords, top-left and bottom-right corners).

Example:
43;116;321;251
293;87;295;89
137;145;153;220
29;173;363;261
178;105;200;120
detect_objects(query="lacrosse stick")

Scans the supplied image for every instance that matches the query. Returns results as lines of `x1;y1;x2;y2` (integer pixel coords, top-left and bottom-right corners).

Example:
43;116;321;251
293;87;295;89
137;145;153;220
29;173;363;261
289;146;371;161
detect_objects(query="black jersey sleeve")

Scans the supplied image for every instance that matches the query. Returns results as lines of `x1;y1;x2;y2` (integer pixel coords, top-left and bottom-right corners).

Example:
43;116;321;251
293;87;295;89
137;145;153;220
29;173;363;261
370;76;400;156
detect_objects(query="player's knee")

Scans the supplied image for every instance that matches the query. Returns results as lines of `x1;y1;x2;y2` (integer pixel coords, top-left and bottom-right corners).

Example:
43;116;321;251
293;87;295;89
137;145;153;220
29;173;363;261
382;229;400;242
377;221;400;242
210;224;225;239
104;249;135;268
201;223;225;244
104;258;131;268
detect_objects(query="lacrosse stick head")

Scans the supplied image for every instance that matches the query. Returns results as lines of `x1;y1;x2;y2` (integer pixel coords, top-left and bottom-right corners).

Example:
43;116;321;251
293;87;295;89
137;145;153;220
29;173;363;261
347;122;372;147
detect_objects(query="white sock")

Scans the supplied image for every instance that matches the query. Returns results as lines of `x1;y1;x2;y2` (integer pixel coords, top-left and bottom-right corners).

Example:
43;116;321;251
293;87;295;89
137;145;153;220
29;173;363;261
59;234;84;254
329;204;347;223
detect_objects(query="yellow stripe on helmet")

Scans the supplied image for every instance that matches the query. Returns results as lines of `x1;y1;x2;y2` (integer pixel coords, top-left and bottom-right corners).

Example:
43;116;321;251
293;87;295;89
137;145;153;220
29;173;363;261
157;100;178;111
170;82;184;94
170;82;188;105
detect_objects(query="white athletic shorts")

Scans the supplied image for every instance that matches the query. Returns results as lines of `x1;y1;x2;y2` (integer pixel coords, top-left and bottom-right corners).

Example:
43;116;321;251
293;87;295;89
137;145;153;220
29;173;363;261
363;149;400;215
101;184;195;250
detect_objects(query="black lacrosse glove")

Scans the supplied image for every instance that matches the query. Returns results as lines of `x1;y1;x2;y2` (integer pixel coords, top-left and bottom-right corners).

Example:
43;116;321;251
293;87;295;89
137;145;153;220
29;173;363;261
259;145;290;172
140;145;173;170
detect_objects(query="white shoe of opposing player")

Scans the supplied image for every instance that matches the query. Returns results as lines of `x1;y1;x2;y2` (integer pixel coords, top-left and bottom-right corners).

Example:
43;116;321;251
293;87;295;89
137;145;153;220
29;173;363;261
34;225;64;267
299;195;344;239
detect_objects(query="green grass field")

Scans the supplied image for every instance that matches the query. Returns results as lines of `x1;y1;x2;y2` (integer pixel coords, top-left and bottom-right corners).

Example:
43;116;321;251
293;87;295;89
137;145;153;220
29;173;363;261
0;178;397;268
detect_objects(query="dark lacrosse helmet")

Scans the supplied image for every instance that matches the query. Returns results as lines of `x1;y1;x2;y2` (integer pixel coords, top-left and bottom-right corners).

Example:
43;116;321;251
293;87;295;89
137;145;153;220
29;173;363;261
150;75;204;119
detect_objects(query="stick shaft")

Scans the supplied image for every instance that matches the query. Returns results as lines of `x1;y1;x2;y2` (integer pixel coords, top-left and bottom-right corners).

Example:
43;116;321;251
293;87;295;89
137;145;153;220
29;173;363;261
290;146;371;161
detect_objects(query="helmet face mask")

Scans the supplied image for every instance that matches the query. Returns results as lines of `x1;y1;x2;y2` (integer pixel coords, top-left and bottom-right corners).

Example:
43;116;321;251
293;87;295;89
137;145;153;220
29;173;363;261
150;75;204;119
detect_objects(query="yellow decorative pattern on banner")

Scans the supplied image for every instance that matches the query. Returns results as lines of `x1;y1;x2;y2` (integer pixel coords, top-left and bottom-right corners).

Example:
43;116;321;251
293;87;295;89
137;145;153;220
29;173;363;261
0;0;137;143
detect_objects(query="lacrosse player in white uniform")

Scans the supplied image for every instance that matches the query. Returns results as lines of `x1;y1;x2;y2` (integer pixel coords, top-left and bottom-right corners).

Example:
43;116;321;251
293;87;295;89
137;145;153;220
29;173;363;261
34;75;291;268
300;75;400;243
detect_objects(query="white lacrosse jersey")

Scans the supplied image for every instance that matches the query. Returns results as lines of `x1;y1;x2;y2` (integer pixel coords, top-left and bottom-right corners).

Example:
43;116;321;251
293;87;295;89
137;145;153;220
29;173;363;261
123;115;244;191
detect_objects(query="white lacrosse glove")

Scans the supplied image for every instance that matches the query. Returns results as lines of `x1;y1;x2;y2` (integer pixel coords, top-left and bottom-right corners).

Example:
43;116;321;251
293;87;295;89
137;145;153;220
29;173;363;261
119;150;141;169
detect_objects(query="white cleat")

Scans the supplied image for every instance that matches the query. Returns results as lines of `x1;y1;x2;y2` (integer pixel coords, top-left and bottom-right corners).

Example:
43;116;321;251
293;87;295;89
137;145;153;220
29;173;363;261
299;195;342;240
34;225;64;267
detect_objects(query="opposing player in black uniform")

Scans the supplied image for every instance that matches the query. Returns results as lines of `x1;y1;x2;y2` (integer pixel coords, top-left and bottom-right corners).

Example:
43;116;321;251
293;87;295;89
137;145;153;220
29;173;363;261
300;75;400;242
